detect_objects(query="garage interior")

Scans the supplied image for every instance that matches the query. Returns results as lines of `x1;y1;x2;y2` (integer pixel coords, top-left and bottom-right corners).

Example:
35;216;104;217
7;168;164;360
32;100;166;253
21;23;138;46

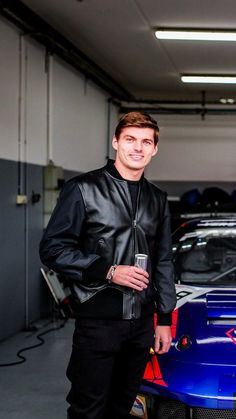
0;1;236;418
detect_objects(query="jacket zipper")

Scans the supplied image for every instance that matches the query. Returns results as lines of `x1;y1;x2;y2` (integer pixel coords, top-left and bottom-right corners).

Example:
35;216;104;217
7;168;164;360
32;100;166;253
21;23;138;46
131;219;137;319
131;186;140;319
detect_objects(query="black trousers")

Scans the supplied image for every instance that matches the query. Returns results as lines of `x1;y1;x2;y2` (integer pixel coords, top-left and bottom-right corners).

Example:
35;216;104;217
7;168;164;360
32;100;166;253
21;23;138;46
66;316;154;419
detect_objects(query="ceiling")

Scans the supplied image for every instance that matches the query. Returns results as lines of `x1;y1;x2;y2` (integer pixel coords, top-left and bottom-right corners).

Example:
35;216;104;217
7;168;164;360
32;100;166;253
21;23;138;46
4;0;236;107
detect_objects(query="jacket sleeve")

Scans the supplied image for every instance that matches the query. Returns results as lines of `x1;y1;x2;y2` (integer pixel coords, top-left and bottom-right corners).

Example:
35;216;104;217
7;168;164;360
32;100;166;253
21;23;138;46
155;194;177;325
39;180;109;282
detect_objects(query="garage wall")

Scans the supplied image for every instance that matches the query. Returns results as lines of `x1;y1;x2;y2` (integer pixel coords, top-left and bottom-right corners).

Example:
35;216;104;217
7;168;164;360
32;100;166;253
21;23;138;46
0;16;118;341
0;17;116;170
0;19;19;161
52;58;109;172
0;15;235;340
1;16;235;182
144;114;236;199
146;114;236;183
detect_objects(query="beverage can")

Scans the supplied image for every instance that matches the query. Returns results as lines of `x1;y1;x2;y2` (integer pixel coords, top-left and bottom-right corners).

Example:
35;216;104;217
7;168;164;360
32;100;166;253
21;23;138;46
135;253;148;270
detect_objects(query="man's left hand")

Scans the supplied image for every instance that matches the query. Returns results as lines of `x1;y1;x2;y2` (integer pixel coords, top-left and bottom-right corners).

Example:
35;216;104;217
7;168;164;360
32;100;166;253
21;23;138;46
154;325;172;354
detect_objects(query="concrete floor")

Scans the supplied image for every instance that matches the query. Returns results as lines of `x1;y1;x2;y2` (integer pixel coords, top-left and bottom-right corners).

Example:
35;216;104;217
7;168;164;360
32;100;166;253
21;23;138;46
0;318;74;419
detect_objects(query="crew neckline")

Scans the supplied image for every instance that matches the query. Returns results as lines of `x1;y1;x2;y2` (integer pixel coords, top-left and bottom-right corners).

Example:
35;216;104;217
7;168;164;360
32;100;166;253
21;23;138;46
105;159;143;183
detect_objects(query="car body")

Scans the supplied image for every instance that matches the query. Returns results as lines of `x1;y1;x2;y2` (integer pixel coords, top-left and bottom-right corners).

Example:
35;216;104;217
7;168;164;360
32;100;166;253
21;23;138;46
139;217;236;419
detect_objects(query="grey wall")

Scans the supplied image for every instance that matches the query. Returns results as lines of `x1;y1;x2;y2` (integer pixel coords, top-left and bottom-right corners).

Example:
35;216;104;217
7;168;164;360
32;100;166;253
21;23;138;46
0;156;82;342
27;163;50;324
0;159;24;339
0;158;49;341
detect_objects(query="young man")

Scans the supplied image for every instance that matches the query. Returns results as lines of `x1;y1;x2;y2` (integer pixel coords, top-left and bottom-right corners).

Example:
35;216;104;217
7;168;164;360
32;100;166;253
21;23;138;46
40;112;176;419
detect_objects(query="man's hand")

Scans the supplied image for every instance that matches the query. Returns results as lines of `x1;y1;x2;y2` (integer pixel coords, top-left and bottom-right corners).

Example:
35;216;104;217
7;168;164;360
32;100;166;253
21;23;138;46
112;265;149;291
154;325;172;354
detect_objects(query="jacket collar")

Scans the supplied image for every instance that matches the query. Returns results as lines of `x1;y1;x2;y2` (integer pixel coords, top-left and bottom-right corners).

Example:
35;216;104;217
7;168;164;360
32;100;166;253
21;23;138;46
105;159;144;183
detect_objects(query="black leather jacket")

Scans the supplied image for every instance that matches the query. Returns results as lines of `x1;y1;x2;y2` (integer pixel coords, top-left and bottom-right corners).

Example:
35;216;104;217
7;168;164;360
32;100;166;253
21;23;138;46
40;161;176;320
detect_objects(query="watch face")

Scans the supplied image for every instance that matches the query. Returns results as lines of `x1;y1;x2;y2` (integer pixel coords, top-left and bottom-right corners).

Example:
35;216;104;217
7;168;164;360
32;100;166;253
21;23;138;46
107;265;116;281
106;266;113;280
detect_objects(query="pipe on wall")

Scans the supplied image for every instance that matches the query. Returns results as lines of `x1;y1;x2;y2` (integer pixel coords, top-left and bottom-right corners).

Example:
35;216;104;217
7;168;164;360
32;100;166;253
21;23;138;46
45;51;53;164
17;32;30;330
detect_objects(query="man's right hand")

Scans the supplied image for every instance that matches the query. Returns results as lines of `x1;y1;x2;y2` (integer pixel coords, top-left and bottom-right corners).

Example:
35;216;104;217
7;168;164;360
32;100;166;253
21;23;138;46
111;265;149;291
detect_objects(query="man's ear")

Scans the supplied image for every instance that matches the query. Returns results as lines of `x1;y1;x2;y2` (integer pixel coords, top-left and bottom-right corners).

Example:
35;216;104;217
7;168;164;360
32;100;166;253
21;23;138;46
112;136;118;151
152;143;158;157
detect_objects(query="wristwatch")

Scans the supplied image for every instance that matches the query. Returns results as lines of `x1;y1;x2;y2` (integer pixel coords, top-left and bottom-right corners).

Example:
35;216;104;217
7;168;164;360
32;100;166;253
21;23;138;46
106;264;117;283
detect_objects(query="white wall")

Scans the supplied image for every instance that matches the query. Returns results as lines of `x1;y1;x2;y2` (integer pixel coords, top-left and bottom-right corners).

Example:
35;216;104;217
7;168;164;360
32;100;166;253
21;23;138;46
0;19;19;161
52;58;109;172
0;16;236;181
0;17;114;172
146;114;236;181
25;39;47;166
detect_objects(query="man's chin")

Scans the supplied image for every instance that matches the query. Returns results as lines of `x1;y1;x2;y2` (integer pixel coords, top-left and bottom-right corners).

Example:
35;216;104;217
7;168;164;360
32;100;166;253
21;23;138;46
128;160;146;170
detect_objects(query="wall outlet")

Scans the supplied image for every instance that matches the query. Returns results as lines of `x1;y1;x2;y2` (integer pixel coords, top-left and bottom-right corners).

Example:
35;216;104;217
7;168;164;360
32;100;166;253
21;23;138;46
16;194;28;205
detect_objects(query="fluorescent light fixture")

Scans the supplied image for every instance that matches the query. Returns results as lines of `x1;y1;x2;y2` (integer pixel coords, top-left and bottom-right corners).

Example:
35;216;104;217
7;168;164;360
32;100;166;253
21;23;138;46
219;98;235;104
155;29;236;42
219;97;235;105
181;76;236;84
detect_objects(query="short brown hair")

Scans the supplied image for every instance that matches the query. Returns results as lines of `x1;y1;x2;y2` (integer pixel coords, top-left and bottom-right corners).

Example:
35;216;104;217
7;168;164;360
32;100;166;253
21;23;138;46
115;112;159;145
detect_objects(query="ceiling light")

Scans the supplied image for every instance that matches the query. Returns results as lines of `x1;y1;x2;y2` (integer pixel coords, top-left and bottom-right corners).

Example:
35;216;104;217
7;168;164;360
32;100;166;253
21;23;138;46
219;98;235;104
181;76;236;84
155;29;236;42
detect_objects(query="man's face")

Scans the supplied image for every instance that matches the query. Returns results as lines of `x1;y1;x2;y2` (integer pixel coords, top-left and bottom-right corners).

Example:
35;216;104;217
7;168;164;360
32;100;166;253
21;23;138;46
112;126;158;176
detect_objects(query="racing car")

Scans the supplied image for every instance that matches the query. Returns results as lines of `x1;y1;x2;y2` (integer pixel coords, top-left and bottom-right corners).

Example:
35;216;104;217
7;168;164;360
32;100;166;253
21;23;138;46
135;217;236;419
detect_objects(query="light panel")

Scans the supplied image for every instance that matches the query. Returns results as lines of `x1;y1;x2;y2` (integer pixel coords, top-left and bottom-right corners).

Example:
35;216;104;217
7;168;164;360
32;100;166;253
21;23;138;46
181;76;236;84
155;30;236;42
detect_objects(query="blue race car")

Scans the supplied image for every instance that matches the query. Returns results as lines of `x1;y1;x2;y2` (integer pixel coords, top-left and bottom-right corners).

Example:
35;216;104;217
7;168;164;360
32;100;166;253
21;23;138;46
138;217;236;419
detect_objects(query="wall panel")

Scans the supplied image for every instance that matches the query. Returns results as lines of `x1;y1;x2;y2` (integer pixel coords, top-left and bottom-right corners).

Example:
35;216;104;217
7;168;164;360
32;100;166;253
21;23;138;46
52;58;108;172
0;159;50;341
25;39;47;166
146;114;236;181
0;18;19;161
0;159;25;340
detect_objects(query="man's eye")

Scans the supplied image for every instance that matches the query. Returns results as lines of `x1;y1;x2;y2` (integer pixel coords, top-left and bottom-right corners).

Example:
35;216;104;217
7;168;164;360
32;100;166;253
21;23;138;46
144;140;152;145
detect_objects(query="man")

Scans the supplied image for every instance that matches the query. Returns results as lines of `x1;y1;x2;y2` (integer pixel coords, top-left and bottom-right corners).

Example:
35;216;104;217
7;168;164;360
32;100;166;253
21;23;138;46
39;112;176;419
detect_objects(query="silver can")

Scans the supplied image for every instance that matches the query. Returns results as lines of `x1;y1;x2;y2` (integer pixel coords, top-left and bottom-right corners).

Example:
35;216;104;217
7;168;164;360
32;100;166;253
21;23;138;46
135;253;148;270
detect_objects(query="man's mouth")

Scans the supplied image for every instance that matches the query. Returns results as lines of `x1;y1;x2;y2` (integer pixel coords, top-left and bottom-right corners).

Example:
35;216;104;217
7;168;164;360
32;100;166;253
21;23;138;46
129;154;143;161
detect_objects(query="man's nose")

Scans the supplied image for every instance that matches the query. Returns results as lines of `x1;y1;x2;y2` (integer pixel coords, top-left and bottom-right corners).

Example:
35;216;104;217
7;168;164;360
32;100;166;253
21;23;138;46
134;140;142;151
